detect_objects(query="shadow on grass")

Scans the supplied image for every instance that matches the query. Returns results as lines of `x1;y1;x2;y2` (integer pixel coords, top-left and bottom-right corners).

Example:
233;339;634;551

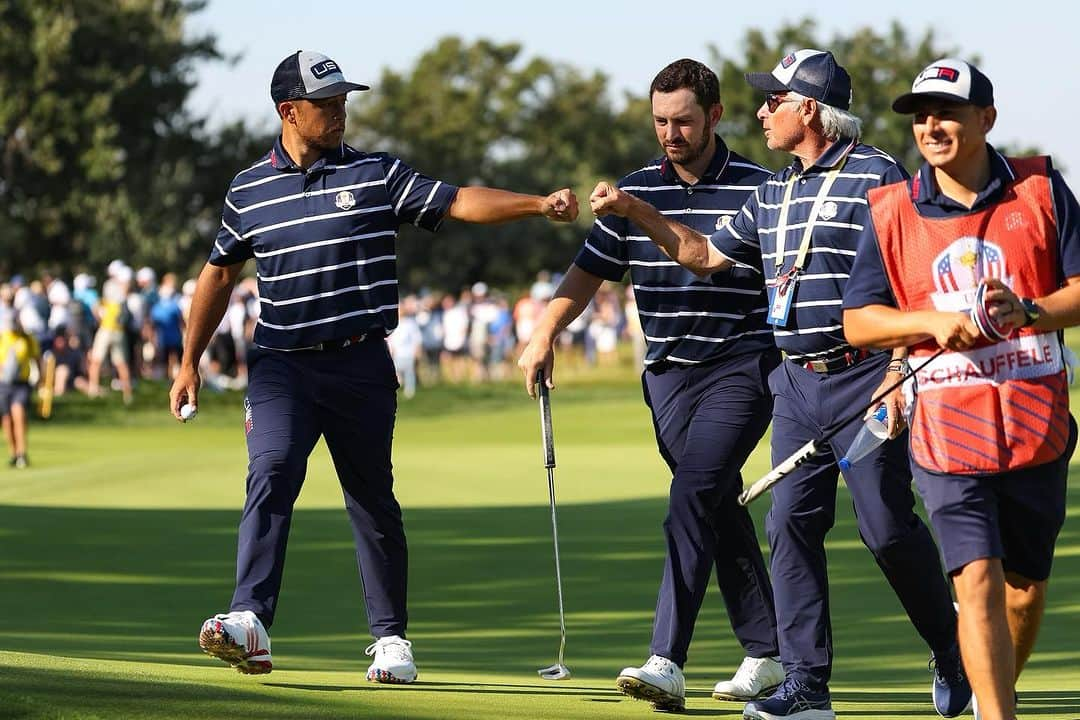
1;496;1078;717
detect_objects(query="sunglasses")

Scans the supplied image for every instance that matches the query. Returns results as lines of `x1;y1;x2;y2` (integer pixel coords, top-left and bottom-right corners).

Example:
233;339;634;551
765;93;800;113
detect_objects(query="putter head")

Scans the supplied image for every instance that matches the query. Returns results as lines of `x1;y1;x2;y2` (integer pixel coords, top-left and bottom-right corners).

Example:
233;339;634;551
538;663;571;681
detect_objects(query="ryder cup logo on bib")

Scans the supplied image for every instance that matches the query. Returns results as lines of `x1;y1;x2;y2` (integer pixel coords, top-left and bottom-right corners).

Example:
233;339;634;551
335;190;356;210
817;201;838;221
929;236;1010;313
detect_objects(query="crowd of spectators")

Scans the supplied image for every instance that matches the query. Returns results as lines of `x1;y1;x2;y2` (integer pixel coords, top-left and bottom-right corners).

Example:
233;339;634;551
0;266;645;405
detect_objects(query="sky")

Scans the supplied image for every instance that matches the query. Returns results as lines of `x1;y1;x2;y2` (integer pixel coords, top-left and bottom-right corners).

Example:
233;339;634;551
186;0;1079;183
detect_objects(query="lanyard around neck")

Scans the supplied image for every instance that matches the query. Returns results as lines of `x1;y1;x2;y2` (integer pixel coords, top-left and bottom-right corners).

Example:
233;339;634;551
773;157;847;275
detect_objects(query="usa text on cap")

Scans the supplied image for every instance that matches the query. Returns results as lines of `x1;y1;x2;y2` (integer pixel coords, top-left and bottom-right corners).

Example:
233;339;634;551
745;49;852;110
271;50;369;105
891;58;994;113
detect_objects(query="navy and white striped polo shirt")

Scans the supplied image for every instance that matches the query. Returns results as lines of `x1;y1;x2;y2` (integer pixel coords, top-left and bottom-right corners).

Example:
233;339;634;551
573;137;775;367
710;137;907;362
210;138;459;350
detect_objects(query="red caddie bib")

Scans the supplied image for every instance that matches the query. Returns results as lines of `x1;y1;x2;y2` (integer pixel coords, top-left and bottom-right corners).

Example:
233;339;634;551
868;157;1070;474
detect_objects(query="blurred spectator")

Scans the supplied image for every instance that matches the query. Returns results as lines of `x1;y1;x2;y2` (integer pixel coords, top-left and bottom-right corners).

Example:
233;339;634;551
388;295;423;399
50;331;88;396
468;282;497;382
441;290;470;383
0;311;40;469
416;293;444;386
87;277;133;404
623;284;646;368
150;273;184;380
487;294;515;380
590;284;624;366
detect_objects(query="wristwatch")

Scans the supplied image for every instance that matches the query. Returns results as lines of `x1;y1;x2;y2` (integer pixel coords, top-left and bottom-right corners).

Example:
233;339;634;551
1019;297;1040;328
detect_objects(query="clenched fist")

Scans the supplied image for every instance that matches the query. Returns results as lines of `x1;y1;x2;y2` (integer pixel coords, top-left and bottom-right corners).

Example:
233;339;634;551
541;188;579;222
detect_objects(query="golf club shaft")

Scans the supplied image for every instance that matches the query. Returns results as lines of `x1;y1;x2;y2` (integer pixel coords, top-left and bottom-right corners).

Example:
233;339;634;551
739;347;945;505
536;370;566;665
547;466;567;665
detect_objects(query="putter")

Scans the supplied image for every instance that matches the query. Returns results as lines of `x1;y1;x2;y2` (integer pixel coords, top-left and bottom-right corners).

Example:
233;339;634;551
739;347;946;505
535;370;571;681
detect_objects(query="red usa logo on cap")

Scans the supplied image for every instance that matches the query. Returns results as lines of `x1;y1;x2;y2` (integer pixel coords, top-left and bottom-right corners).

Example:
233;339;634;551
781;53;797;68
917;65;960;85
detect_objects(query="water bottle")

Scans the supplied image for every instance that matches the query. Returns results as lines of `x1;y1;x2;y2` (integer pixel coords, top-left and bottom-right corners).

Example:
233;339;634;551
838;405;891;471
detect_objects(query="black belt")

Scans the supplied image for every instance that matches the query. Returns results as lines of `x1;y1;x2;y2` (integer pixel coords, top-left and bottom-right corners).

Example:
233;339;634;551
263;331;381;353
794;348;870;374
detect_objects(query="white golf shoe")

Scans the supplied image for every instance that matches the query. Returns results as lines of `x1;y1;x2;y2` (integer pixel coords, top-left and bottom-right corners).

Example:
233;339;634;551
198;610;273;674
616;655;686;712
712;655;785;700
365;635;418;684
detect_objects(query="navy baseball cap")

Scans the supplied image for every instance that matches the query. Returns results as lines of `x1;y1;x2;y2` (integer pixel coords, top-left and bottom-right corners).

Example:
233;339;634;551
271;50;369;105
892;58;994;113
745;49;852;110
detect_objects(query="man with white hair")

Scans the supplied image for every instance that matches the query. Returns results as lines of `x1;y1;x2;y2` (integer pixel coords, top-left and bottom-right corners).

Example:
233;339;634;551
591;49;969;720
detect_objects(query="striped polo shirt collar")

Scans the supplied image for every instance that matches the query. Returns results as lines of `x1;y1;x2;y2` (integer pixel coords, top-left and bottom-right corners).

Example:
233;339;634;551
659;135;731;184
912;144;1014;214
788;135;857;177
268;136;348;173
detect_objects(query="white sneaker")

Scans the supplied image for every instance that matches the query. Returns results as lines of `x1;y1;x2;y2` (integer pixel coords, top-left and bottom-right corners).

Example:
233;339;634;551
712;656;785;700
198;610;272;674
365;635;417;684
616;655;686;711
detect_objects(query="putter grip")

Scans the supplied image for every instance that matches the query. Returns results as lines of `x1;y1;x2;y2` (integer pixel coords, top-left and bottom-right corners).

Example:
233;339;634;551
537;370;556;469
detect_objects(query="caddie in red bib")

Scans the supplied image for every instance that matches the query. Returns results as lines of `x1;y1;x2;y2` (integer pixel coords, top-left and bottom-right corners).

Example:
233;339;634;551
843;58;1080;720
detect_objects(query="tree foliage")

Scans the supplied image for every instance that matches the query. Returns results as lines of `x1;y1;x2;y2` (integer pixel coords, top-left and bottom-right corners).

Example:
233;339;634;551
347;36;655;293
0;0;271;277
2;16;1024;287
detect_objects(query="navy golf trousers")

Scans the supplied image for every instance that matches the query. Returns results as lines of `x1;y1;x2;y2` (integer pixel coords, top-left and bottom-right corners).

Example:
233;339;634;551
643;350;781;667
767;352;957;690
230;337;407;637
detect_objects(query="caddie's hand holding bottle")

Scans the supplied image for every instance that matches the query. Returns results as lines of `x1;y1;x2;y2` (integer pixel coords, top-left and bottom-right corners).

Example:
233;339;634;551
839;405;892;472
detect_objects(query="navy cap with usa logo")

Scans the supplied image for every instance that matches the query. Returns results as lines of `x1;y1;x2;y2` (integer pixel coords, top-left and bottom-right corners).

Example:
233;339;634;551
745;49;852;110
270;50;369;105
892;58;994;113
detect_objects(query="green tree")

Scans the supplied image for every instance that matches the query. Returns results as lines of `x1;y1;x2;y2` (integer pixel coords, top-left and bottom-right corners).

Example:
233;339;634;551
347;36;655;293
0;0;271;276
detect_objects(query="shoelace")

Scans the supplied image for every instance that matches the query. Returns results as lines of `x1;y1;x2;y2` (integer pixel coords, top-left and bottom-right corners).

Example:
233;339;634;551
773;676;815;701
928;655;964;686
642;656;675;675
365;637;413;662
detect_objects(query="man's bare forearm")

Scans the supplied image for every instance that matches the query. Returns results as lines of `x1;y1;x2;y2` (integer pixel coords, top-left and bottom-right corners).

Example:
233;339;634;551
622;194;731;275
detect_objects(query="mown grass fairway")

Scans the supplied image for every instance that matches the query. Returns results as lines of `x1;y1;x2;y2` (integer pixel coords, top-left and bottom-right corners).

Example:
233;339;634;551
1;366;1078;719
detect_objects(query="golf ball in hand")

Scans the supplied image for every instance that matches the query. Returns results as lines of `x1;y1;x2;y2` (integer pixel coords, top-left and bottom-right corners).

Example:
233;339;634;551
180;403;198;421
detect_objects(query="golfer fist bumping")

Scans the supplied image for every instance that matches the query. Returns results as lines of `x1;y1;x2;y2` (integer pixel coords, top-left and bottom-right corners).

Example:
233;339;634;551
590;181;634;217
541;188;580;222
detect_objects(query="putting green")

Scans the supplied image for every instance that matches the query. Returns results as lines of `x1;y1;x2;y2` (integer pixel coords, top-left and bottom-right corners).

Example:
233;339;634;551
1;368;1077;719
